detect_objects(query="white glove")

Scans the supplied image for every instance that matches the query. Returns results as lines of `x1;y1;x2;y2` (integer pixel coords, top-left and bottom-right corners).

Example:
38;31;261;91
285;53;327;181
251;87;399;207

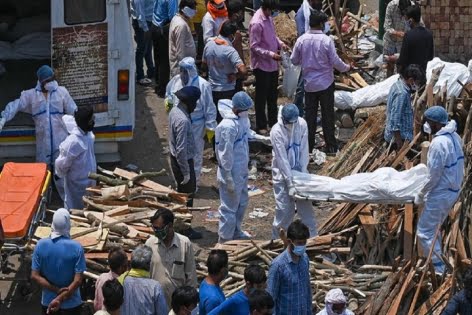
414;193;425;205
226;177;235;193
261;136;271;146
180;174;190;185
288;186;297;196
0;117;5;131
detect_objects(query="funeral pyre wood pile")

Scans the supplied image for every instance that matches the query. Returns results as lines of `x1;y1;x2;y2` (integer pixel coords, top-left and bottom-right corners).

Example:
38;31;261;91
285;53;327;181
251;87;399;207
34;167;197;277
196;62;472;313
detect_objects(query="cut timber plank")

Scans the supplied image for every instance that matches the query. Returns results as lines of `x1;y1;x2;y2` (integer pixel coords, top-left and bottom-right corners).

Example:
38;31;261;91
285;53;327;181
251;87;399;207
35;227;109;250
85;211;139;238
349;73;369;88
104;205;130;217
351;147;375;175
85;252;132;260
414;276;452;315
404;204;414;261
358;206;376;246
113;168;187;204
386;265;416;315
113;168;173;193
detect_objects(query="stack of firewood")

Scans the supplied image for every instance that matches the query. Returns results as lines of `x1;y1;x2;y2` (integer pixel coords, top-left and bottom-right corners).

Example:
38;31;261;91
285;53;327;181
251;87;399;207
34;167;198;278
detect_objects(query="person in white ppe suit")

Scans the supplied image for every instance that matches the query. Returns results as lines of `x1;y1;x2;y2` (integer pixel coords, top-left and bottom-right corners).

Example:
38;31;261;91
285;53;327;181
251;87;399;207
216;92;270;243
415;106;465;274
316;289;354;315
55;106;97;210
0;65;77;200
165;57;217;185
270;104;317;239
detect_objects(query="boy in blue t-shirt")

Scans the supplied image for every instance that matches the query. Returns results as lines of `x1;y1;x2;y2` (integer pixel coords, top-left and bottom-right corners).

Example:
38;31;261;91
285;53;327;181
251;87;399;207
200;249;229;314
208;264;267;315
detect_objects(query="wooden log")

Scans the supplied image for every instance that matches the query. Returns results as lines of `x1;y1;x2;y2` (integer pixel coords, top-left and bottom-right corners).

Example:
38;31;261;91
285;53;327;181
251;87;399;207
408;227;441;314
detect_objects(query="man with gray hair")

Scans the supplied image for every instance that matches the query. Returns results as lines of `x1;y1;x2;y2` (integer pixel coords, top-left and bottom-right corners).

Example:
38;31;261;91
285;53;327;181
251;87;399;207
118;245;168;315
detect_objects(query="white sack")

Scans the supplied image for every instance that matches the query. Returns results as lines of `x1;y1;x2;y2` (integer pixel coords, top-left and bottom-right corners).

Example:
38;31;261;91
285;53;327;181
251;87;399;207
334;74;399;110
291;164;429;203
426;57;472;98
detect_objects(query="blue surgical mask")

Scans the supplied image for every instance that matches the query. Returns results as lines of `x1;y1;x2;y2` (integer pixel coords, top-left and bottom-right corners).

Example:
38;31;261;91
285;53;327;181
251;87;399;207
293;244;306;256
182;6;196;18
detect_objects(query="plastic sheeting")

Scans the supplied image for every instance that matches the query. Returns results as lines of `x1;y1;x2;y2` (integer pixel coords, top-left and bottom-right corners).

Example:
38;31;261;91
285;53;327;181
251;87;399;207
0;32;50;60
281;51;301;98
335;74;399;110
291;164;429;203
426;57;472;98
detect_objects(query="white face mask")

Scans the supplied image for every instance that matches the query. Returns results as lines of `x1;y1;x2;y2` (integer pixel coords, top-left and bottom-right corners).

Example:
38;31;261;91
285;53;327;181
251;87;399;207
44;80;58;92
423;121;432;134
238;111;249;118
182;6;196;18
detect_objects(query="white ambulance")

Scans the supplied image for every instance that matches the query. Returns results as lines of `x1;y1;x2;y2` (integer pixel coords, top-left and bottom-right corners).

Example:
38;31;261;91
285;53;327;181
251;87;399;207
0;0;135;162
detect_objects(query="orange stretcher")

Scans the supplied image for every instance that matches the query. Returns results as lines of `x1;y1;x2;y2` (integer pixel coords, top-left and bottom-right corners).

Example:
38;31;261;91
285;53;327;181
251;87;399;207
0;162;51;268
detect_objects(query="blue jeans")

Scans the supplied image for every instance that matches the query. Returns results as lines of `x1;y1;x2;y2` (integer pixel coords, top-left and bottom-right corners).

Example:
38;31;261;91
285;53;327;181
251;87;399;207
294;71;305;117
132;19;155;80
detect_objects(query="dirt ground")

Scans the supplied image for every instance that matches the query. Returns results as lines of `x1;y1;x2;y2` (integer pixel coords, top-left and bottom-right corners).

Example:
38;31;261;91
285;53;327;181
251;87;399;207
120;84;334;255
0;81;333;314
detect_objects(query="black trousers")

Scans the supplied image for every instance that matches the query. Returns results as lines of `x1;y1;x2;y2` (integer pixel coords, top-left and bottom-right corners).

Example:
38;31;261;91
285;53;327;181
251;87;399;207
254;68;278;130
170;155;196;207
151;24;170;96
212;89;236;123
42;305;82;315
304;82;337;153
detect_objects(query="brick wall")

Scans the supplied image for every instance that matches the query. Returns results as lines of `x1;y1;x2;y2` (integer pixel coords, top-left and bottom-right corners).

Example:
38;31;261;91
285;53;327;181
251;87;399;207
422;0;472;62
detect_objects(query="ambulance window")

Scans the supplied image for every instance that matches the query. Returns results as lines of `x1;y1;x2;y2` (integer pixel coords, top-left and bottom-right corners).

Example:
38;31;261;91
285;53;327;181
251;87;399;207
64;0;106;25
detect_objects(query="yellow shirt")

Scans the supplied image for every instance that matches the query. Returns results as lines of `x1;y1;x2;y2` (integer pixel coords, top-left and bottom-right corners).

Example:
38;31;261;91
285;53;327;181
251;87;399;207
192;0;207;24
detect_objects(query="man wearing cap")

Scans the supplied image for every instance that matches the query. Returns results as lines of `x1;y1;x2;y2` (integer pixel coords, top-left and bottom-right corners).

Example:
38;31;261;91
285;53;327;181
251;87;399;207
168;86;202;239
202;0;228;44
0;65;77;200
166;57;217;186
316;289;354;315
415;106;465;274
270;104;317;239
31;208;86;315
216;92;265;243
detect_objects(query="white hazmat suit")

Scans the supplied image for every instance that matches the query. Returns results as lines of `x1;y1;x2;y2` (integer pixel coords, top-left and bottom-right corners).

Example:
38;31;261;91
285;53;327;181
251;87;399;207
166;57;217;183
0;81;77;199
55;115;97;210
216;99;270;242
270;114;317;239
417;120;464;271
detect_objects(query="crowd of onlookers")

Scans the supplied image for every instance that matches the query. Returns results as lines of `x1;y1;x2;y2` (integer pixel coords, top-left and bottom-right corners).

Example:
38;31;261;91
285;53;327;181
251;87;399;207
32;206;361;315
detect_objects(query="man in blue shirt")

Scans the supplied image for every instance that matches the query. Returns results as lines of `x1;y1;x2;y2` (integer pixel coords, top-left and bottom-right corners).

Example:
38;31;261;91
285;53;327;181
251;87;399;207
151;0;179;97
208;264;267;315
131;0;156;85
31;208;86;315
268;220;312;315
199;250;228;314
384;64;424;151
